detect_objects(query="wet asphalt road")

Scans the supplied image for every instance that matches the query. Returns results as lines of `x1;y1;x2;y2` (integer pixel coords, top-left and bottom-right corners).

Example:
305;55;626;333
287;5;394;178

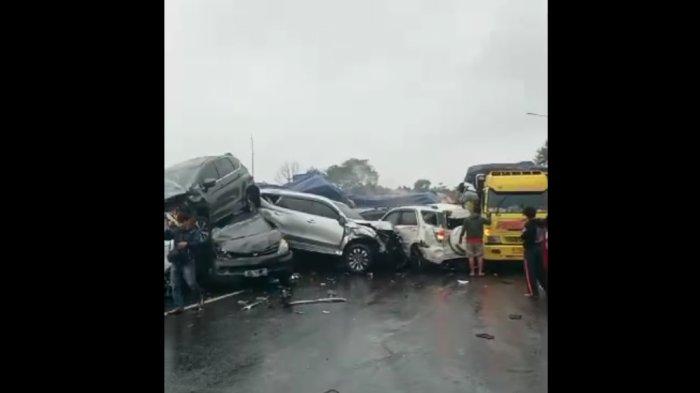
164;259;547;393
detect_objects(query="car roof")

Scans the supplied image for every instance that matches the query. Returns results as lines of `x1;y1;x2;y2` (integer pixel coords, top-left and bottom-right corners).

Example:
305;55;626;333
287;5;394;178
166;154;236;170
386;205;440;212
260;188;335;204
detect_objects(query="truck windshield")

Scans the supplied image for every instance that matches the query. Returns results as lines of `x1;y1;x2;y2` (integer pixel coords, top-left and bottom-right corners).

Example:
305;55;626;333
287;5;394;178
487;190;547;214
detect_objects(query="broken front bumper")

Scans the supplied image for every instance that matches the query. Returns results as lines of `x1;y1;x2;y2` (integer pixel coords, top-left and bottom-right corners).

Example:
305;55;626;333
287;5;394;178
210;250;293;280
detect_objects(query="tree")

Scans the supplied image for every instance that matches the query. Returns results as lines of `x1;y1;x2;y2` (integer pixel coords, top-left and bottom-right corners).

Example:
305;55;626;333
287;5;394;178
534;140;548;166
413;179;431;192
326;158;379;189
275;161;300;184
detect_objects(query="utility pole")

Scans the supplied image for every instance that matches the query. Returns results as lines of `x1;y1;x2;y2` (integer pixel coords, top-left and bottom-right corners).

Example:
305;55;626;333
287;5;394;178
250;135;255;177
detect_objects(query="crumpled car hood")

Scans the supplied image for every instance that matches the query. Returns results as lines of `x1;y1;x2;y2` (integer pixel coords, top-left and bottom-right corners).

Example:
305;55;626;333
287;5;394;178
351;219;393;232
212;215;281;254
164;179;188;201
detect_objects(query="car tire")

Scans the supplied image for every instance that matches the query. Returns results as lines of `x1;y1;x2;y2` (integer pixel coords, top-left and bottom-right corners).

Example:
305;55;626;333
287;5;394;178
410;245;427;272
343;243;374;273
245;186;261;213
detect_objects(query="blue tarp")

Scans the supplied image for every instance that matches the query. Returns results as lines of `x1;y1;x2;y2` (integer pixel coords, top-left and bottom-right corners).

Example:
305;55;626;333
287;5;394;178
282;173;354;205
348;192;440;208
267;172;439;209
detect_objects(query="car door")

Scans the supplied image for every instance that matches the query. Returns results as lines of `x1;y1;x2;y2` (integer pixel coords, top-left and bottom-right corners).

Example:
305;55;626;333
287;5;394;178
197;162;223;222
383;209;418;256
272;196;319;250
213;157;242;216
305;200;345;251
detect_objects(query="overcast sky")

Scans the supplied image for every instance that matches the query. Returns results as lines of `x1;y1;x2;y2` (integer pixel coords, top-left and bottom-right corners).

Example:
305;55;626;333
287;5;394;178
165;0;547;188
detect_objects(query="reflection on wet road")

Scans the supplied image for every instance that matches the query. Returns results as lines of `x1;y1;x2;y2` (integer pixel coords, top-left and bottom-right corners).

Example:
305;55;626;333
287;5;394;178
164;260;547;393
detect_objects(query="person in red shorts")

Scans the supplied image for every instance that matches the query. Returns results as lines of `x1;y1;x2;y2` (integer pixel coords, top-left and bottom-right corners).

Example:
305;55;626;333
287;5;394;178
459;205;492;276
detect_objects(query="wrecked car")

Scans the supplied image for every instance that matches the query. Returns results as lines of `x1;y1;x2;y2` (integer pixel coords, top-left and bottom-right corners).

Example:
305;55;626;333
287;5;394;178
380;205;466;270
164;240;172;297
164;153;261;227
209;211;293;284
259;189;399;273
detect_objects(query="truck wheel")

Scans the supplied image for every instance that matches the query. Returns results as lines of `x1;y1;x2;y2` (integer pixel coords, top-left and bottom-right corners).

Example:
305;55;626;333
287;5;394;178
410;245;427;272
343;243;374;273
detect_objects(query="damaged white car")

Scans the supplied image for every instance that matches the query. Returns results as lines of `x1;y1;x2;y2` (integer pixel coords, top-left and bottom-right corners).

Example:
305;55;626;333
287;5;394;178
380;205;468;270
259;189;398;273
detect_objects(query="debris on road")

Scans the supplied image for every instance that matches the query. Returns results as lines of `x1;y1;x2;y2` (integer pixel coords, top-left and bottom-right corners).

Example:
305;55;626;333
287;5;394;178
457;280;469;285
285;297;348;307
476;333;495;340
242;297;269;311
165;290;246;317
322;310;331;314
509;314;522;320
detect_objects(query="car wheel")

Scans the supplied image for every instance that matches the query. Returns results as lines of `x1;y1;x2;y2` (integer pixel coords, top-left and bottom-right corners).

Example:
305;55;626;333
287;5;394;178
245;186;261;213
344;243;374;273
410;245;427;272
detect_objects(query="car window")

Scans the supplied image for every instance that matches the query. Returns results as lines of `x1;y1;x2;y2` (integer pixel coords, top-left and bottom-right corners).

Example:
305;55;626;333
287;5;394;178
399;210;417;226
199;163;220;182
382;211;401;225
421;211;438;226
229;157;240;170
277;197;315;215
310;201;340;220
214;158;236;178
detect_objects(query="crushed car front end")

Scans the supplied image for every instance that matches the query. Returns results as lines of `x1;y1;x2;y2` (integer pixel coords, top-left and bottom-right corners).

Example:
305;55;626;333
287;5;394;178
209;212;293;282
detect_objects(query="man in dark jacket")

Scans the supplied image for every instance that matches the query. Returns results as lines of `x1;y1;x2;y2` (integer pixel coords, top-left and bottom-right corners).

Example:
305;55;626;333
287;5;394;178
521;206;547;298
165;206;207;314
460;205;492;276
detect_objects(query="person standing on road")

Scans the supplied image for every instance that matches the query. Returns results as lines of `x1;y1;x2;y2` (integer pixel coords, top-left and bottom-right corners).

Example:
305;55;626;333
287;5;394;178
165;205;207;314
521;206;547;298
459;205;491;277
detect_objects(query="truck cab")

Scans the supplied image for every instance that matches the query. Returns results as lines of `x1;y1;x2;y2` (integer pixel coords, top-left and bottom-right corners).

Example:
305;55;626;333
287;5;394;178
480;170;547;261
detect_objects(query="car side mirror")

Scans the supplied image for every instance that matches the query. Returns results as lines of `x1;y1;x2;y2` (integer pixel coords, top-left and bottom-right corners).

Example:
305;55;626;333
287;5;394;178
202;178;216;191
338;216;347;226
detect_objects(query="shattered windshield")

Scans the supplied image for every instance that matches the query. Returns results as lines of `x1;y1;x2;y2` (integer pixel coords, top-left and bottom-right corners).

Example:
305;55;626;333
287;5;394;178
165;159;205;188
487;190;548;213
332;201;364;220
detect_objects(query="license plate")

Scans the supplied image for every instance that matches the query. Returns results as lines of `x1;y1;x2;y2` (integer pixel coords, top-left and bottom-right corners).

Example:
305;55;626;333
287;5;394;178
243;268;268;278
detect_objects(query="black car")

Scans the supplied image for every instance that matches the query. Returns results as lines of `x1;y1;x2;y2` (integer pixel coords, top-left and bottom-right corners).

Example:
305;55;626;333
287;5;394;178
165;153;261;226
209;212;293;284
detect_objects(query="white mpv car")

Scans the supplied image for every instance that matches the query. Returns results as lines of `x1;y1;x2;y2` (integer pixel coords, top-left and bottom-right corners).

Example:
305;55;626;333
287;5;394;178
379;205;468;269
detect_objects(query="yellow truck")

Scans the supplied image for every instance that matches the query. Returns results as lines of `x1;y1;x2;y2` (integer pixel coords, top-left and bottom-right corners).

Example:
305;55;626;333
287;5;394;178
475;170;548;261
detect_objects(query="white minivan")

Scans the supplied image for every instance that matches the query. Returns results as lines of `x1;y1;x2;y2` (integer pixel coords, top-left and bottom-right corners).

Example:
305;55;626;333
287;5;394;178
380;204;469;270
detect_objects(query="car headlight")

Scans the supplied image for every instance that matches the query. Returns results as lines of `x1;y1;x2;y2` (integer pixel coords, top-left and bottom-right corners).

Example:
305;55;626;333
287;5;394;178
278;238;289;254
486;236;500;244
484;229;491;236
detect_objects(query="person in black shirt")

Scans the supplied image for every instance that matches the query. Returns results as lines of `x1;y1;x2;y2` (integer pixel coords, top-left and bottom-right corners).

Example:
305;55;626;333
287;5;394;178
521;206;546;298
165;206;207;314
